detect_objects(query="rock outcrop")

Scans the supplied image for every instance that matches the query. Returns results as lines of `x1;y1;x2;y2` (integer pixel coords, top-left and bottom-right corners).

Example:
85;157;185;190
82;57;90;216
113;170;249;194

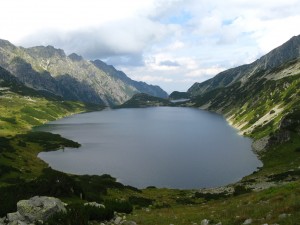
2;196;66;225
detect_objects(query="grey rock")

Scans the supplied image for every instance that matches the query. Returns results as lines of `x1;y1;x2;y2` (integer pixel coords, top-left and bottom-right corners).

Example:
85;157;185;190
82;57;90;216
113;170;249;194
17;196;66;223
278;213;288;219
114;216;123;225
120;221;137;225
201;219;209;225
8;220;28;225
7;212;24;222
84;202;105;208
215;222;222;225
266;213;272;220
242;218;252;224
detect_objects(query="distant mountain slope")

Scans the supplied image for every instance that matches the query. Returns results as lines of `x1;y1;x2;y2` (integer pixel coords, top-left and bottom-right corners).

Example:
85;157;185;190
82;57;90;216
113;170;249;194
0;40;168;106
187;36;300;140
188;35;300;96
0;66;98;136
92;60;168;99
169;91;191;100
117;93;172;108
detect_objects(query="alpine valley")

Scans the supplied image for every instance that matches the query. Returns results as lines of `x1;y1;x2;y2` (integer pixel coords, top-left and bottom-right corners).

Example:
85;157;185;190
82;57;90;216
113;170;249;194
0;35;300;225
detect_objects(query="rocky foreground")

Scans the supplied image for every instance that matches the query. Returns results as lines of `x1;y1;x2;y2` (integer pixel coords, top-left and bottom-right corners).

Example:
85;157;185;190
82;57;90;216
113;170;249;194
0;196;137;225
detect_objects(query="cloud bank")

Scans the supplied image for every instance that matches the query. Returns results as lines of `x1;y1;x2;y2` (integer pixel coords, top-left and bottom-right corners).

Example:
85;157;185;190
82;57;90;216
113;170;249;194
1;0;300;92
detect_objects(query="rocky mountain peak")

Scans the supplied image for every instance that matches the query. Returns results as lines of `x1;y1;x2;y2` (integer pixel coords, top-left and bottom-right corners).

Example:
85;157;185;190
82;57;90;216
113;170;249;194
68;53;83;61
0;40;168;105
188;34;300;96
255;34;300;70
0;39;17;51
26;45;66;59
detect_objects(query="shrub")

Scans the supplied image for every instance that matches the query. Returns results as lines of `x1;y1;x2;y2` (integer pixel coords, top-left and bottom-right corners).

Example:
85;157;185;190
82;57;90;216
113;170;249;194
175;197;195;205
0;137;13;152
105;200;133;214
128;196;153;207
18;131;80;150
0;116;17;124
233;185;251;196
194;191;228;201
85;205;113;221
45;203;118;225
45;204;89;225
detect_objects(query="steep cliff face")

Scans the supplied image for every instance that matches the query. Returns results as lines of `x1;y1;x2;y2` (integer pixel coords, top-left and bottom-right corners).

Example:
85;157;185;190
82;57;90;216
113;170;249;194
187;35;300;139
0;40;168;106
188;35;300;96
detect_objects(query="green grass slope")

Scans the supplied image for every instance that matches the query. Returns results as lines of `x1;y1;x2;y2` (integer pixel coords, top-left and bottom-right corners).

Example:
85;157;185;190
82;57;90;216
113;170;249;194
190;59;300;140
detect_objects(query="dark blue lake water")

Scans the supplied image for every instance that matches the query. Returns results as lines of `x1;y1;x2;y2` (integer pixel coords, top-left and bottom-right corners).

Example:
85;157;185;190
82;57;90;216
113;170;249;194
37;107;261;189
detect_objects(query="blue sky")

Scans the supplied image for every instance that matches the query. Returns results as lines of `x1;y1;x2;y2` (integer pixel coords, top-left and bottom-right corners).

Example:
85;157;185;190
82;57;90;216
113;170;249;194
1;0;300;93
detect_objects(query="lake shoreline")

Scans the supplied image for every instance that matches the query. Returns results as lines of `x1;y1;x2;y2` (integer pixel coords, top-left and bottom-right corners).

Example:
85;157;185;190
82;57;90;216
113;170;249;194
37;106;261;190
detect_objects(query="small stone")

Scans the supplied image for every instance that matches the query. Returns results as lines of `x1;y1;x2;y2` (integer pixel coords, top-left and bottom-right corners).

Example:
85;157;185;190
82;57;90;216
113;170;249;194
215;222;222;225
278;213;287;219
243;218;252;224
266;214;272;220
201;219;209;225
120;221;137;225
84;202;105;208
114;216;122;224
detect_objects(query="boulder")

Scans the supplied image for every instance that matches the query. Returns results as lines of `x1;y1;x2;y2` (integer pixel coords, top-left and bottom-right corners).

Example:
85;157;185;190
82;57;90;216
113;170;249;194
17;196;66;223
201;219;209;225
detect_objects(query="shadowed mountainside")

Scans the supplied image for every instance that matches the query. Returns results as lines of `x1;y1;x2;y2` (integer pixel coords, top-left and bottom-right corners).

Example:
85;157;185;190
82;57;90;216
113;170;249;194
0;40;168;106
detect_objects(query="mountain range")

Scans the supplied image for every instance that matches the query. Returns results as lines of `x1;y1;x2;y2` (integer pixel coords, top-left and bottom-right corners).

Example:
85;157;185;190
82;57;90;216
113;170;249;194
188;35;300;96
0;40;168;106
187;35;300;139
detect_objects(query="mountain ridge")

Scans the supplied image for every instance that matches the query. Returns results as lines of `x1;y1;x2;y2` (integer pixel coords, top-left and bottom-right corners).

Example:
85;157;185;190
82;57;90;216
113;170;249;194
0;39;168;106
187;35;300;140
188;35;300;96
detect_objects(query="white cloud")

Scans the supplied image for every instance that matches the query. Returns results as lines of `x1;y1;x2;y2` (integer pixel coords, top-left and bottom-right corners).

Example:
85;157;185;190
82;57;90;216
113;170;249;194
131;75;173;83
185;67;226;78
1;0;300;92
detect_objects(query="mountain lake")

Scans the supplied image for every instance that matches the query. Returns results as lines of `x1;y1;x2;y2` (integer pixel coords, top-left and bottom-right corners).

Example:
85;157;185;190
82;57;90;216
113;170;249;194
37;107;262;189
